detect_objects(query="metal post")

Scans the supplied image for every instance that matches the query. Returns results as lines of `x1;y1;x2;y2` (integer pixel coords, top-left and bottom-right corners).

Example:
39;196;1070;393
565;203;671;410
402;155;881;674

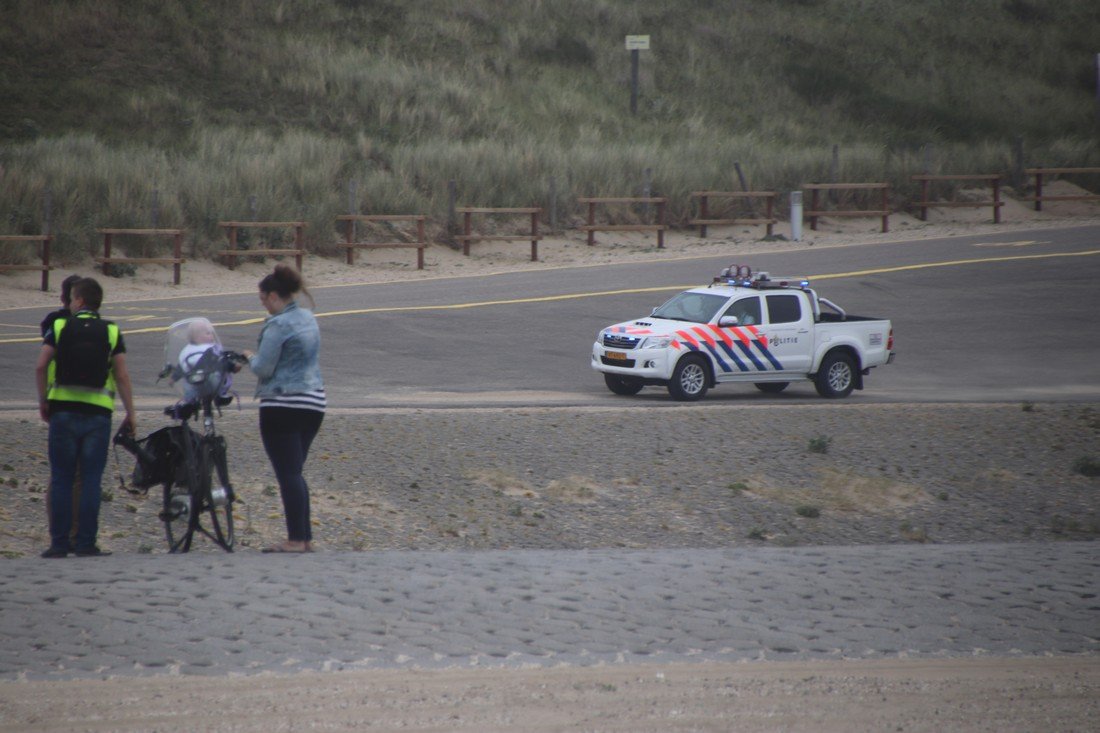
447;179;457;235
548;177;557;232
43;188;52;237
630;49;639;115
790;191;803;242
347;179;358;243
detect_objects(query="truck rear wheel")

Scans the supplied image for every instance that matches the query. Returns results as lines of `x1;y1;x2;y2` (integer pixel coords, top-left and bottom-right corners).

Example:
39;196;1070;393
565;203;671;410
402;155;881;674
815;351;855;399
668;355;709;401
604;373;644;396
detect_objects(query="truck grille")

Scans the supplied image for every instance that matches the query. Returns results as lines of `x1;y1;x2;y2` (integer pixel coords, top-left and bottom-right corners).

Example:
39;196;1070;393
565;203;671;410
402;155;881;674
602;334;641;349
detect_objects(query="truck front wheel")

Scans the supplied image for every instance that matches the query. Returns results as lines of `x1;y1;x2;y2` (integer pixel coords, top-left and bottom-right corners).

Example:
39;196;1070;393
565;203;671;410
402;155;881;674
604;373;644;396
668;355;709;401
815;351;856;399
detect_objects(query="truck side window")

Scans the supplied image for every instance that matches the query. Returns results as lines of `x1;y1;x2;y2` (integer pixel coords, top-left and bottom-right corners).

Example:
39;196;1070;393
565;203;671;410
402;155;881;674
766;294;802;324
723;297;762;326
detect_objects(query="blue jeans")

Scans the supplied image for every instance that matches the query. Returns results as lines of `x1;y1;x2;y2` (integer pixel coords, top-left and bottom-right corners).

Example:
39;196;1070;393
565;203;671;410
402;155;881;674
47;411;111;552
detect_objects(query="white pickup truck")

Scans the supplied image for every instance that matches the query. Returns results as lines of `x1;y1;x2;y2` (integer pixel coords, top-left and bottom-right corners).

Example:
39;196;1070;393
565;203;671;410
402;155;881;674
591;266;895;400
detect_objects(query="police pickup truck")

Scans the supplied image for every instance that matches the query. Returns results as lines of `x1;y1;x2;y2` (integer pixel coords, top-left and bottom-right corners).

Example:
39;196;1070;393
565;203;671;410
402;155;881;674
592;265;895;401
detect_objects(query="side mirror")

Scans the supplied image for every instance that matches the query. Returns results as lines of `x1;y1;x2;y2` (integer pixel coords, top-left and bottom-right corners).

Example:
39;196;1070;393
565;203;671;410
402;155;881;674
718;316;740;327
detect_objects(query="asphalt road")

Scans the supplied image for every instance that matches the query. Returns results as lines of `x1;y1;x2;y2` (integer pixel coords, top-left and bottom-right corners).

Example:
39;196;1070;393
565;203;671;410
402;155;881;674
1;224;1098;408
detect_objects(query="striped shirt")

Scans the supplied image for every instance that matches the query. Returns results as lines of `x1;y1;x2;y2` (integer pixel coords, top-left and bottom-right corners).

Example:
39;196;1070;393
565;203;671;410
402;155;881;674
259;388;327;413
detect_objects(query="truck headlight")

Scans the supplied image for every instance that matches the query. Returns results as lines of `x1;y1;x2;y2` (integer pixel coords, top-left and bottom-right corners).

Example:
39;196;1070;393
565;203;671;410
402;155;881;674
640;335;672;349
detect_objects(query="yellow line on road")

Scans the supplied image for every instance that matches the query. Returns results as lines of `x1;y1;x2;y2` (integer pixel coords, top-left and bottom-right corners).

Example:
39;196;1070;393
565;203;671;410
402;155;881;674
808;249;1100;280
2;249;1097;344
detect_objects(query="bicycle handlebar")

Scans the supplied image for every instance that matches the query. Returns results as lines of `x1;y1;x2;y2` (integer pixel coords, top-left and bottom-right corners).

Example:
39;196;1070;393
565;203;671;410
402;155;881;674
221;350;249;367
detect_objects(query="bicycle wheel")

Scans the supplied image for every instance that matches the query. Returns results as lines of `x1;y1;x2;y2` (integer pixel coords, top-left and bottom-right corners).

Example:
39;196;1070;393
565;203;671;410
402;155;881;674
162;478;195;552
161;429;199;553
201;436;234;551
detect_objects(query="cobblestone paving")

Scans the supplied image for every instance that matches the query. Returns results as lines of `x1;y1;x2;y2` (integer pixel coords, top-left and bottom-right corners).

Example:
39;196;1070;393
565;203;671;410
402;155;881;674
1;542;1096;681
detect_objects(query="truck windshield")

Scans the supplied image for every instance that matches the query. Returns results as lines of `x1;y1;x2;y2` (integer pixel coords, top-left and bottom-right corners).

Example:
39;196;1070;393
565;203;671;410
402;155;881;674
652;292;729;324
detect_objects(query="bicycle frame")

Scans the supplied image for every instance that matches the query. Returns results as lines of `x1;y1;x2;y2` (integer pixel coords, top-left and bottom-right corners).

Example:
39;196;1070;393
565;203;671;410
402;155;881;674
159;352;244;553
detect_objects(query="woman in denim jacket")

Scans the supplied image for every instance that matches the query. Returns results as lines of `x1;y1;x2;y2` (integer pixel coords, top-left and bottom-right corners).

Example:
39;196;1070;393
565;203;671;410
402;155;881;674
243;265;326;553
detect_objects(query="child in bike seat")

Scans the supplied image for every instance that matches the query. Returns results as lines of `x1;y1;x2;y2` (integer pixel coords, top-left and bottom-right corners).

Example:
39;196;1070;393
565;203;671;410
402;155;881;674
170;318;233;403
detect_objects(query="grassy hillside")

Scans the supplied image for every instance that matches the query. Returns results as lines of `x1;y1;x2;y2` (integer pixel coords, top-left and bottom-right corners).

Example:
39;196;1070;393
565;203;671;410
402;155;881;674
1;0;1098;261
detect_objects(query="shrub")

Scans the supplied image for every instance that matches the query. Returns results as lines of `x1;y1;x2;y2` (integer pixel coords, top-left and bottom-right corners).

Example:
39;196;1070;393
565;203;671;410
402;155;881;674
1072;456;1100;477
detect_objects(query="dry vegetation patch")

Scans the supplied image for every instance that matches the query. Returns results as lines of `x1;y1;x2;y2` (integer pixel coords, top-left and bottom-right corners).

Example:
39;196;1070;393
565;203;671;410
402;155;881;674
745;468;931;514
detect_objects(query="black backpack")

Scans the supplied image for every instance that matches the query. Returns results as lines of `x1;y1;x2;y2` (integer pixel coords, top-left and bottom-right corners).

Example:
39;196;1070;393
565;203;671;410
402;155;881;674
55;316;113;388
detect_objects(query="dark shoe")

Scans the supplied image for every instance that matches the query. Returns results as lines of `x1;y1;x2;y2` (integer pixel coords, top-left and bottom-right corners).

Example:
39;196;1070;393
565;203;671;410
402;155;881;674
74;546;112;557
41;546;69;559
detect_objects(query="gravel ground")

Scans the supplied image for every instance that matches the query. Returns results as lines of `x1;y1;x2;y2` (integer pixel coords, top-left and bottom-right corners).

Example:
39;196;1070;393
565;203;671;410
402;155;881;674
2;401;1097;557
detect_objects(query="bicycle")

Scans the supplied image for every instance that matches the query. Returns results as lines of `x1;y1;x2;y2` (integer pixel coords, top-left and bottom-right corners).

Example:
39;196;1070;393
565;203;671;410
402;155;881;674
114;317;247;553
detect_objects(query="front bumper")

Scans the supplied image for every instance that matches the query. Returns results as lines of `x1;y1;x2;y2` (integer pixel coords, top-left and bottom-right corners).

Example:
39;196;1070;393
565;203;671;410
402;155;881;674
591;342;675;379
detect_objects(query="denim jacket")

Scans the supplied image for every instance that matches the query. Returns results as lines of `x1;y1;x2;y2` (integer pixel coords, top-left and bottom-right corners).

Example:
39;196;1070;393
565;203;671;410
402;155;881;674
249;301;324;398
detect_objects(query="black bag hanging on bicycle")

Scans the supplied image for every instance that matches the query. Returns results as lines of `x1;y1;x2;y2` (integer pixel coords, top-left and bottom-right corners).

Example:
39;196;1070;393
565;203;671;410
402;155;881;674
117;426;188;489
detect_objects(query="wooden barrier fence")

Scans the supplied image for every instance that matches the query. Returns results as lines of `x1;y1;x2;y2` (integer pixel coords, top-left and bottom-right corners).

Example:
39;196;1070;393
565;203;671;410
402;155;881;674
689;191;776;238
1025;167;1100;211
217;221;306;271
579;197;667;248
912;174;1003;223
0;235;52;291
337;214;427;269
454;207;542;260
803;183;891;233
95;228;185;285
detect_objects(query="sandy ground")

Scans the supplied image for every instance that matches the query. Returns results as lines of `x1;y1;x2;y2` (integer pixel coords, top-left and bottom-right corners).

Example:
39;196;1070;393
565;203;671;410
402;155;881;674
1;657;1097;733
2;189;1099;731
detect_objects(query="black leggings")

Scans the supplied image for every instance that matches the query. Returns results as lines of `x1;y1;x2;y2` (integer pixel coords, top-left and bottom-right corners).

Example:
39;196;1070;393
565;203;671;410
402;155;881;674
259;407;324;542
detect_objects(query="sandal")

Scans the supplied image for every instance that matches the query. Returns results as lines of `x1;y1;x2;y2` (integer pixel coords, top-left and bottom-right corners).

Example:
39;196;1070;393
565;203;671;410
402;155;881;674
262;541;310;553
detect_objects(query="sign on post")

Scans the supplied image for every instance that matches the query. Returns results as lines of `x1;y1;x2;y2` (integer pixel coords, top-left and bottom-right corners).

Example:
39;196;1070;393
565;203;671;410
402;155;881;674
625;35;650;115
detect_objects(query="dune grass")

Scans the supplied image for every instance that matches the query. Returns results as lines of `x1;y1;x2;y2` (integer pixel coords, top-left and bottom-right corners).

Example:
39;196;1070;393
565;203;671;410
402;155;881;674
1;0;1098;262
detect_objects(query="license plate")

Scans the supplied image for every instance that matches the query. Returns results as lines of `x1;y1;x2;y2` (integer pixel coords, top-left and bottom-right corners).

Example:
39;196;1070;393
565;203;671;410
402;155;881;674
605;351;627;361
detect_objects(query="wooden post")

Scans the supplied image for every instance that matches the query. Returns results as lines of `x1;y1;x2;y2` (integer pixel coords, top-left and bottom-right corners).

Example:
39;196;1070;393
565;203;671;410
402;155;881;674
102;231;113;277
416;217;425;270
656;199;666;249
1034;170;1044;211
345;219;355;265
920;178;930;221
809;189;820;231
171;232;182;285
530;210;539;261
224;225;239;270
992;178;1001;224
41;236;51;291
462;211;472;256
586;201;596;246
698;194;709;238
293;223;304;271
765;196;774;237
881;186;890;233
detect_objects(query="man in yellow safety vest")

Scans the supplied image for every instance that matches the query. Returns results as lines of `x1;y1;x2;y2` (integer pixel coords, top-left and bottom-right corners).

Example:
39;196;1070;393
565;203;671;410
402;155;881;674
35;277;136;558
